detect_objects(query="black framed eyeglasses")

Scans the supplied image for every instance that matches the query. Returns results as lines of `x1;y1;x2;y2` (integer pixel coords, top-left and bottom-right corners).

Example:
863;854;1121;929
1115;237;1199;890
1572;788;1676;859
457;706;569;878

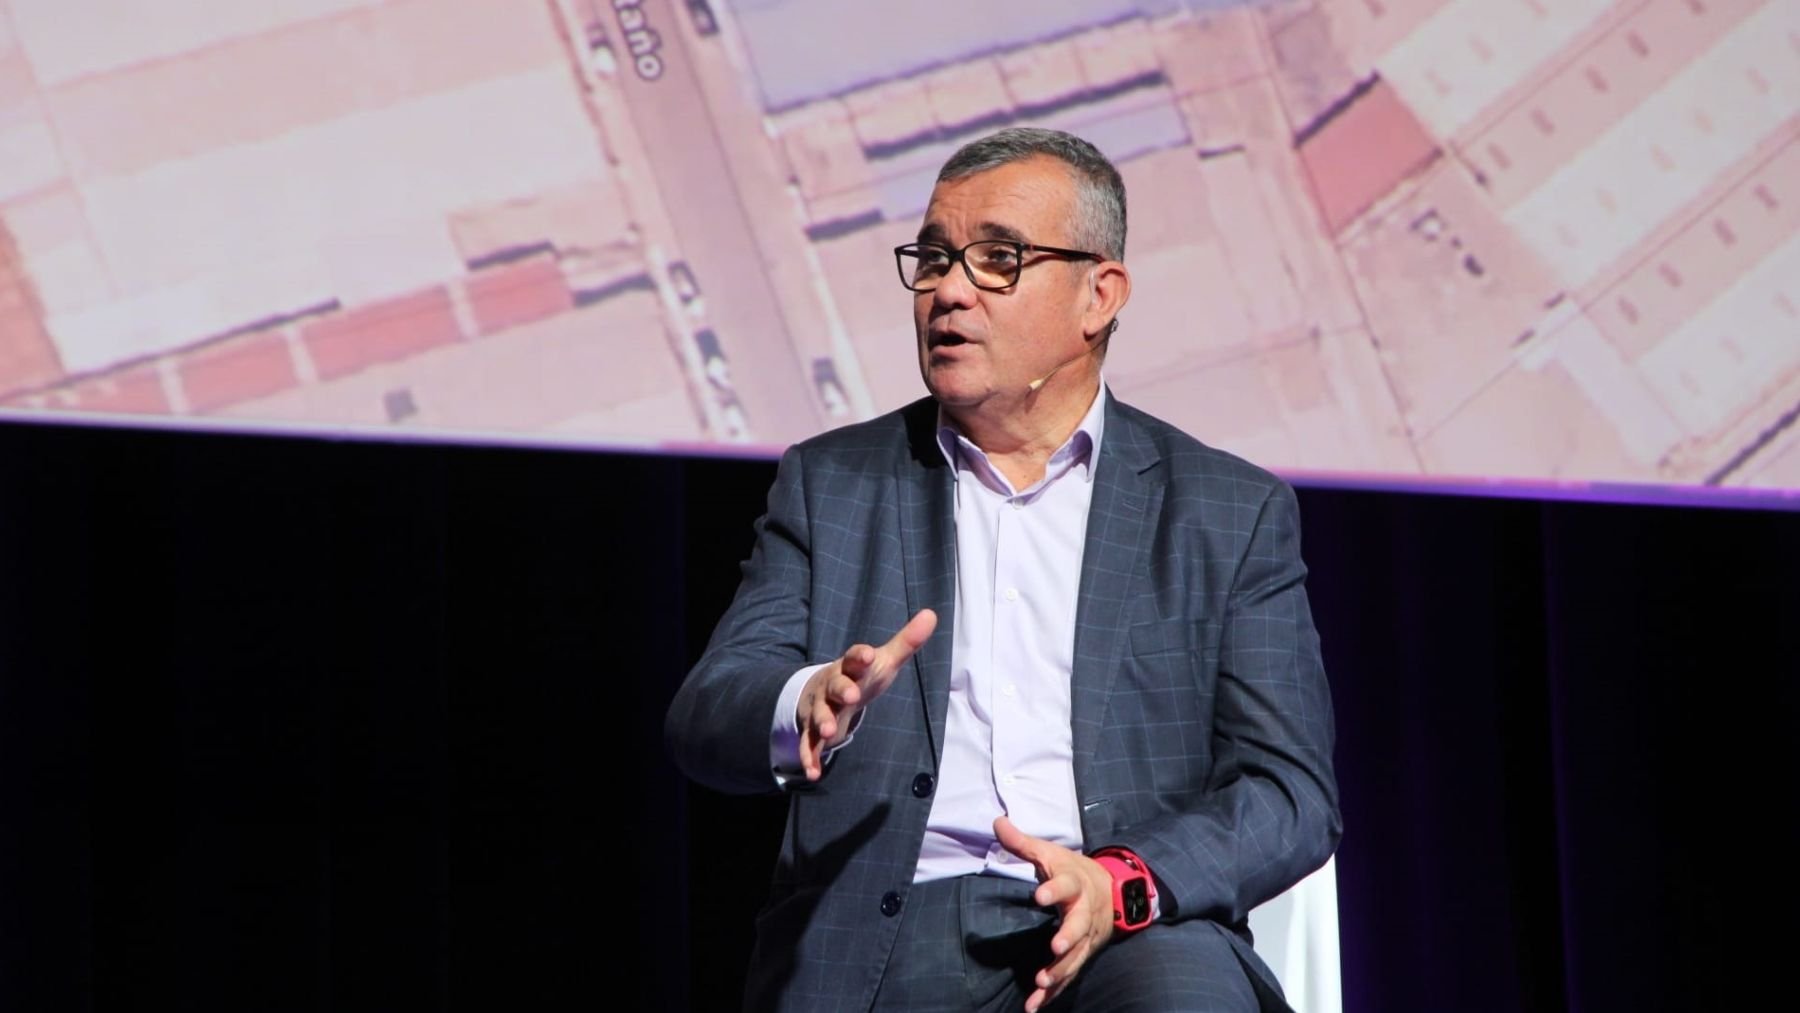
894;240;1104;292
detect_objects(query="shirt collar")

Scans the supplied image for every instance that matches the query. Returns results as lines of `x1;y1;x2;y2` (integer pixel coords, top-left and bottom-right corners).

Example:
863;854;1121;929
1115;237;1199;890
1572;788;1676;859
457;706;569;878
934;382;1108;490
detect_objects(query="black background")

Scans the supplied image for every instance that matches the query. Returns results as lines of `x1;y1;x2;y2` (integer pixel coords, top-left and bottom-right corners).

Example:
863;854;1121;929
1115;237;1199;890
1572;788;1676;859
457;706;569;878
3;417;1796;1011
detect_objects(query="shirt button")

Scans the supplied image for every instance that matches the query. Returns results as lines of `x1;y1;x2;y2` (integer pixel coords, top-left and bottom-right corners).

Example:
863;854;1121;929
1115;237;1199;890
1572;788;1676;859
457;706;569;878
1004;587;1019;601
1011;500;1023;510
1002;683;1016;697
912;772;935;798
880;891;903;917
1003;775;1017;786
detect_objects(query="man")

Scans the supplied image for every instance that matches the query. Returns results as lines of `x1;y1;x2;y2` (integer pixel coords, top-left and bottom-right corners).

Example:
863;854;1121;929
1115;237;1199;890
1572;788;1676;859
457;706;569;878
666;128;1339;1012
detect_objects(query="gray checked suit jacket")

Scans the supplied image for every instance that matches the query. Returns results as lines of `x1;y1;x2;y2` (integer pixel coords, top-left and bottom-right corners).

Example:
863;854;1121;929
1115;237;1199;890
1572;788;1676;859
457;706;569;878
666;393;1340;1012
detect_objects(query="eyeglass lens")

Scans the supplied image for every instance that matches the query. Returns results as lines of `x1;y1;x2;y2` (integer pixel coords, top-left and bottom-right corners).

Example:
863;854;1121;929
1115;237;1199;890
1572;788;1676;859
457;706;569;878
902;242;1022;291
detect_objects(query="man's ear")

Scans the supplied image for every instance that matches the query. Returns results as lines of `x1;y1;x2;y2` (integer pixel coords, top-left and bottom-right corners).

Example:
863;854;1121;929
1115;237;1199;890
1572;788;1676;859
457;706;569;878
1083;260;1130;340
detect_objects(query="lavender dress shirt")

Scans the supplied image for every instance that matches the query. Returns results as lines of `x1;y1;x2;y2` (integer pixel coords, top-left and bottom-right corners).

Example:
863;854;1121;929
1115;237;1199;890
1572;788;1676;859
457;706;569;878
773;387;1108;886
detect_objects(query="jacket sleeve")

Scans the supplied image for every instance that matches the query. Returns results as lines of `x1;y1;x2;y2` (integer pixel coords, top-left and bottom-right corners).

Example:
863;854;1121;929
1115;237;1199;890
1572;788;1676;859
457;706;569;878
1110;481;1341;926
664;445;817;796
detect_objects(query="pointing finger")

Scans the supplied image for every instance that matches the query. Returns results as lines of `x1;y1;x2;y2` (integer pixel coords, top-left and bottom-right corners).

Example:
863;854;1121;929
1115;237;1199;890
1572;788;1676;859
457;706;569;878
840;643;877;677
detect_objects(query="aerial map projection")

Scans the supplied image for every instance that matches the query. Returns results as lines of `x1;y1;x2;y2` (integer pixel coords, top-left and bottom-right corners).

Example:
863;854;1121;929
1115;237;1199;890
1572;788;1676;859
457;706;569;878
1;0;1795;495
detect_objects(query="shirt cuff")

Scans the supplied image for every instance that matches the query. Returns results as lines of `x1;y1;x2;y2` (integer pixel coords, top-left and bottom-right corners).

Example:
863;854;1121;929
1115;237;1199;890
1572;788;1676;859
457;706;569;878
772;662;856;787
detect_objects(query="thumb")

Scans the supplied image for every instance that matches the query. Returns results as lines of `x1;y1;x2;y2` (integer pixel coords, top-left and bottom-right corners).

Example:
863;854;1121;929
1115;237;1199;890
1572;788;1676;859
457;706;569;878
880;608;937;663
993;815;1048;879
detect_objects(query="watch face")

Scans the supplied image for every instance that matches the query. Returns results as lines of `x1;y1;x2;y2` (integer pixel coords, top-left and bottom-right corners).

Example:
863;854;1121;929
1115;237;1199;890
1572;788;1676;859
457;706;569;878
1121;879;1151;926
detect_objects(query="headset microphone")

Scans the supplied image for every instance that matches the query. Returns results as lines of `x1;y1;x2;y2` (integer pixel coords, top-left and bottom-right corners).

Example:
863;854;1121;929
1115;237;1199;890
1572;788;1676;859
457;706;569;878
1026;320;1116;393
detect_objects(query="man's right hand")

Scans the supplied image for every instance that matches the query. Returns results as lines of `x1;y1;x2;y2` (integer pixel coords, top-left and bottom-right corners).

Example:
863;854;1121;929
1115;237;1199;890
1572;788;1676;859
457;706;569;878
796;609;937;781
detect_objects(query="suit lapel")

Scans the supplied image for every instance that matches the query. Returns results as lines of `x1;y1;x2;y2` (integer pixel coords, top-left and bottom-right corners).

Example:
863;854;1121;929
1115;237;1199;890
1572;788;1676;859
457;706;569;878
895;400;957;762
1071;395;1162;806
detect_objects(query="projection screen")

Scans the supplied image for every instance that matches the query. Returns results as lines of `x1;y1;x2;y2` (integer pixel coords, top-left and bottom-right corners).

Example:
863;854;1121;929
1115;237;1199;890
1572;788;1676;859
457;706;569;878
1;0;1795;500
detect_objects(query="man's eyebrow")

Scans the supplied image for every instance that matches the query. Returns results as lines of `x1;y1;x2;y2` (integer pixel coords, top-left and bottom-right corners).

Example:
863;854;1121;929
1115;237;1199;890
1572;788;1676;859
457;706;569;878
914;221;1031;245
972;221;1027;244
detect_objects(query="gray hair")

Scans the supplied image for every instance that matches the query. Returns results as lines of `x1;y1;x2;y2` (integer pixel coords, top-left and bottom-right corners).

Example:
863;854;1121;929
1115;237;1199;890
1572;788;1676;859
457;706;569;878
936;127;1127;261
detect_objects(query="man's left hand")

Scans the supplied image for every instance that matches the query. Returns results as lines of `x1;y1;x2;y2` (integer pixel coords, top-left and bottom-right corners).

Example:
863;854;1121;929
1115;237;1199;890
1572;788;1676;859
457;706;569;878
994;815;1117;1012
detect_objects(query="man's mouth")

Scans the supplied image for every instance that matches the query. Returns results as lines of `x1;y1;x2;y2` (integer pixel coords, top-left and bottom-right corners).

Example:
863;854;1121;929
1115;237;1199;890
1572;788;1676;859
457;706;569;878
928;328;971;349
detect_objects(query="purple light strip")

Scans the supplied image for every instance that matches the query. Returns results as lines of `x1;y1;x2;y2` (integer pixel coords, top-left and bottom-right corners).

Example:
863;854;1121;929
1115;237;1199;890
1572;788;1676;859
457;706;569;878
1280;467;1800;512
5;407;1797;511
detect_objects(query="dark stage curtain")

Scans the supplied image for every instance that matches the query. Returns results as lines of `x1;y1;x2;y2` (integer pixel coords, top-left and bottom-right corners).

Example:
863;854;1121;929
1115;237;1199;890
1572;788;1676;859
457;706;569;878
2;419;1795;1012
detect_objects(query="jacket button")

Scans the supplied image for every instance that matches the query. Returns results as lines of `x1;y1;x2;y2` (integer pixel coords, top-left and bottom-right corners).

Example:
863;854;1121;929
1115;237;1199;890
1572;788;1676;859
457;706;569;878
880;891;902;917
911;773;935;798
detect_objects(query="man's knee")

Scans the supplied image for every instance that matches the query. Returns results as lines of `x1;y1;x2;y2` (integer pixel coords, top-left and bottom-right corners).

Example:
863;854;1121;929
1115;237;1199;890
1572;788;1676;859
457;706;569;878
1052;919;1263;1013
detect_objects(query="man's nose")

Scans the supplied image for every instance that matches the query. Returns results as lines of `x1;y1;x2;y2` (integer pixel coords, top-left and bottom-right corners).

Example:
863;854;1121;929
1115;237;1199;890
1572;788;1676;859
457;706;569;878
932;261;980;309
